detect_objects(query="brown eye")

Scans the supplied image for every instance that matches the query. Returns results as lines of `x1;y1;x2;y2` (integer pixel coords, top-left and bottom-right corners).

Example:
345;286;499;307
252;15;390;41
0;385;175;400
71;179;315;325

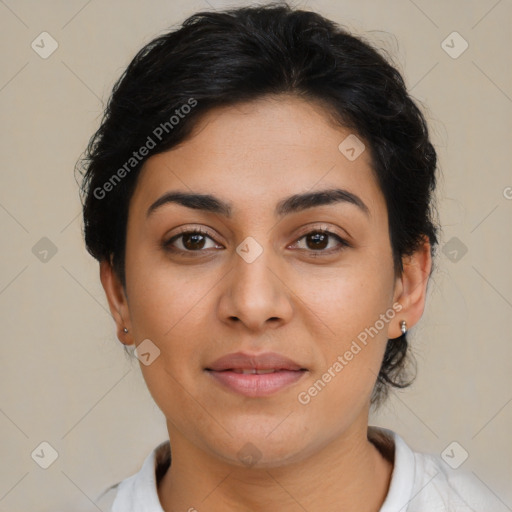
305;232;329;250
182;232;207;250
293;229;349;254
164;229;221;254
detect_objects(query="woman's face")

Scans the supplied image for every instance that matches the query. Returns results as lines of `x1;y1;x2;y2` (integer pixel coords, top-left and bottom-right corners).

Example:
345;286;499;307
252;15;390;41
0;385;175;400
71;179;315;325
108;95;418;467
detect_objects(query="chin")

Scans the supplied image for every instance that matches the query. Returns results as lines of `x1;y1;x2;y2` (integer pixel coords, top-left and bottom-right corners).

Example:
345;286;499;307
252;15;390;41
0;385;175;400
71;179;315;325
205;417;324;469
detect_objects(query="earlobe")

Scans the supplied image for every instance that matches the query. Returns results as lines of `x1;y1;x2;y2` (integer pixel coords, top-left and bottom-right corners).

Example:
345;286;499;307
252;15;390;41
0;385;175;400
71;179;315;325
99;260;134;345
390;236;432;339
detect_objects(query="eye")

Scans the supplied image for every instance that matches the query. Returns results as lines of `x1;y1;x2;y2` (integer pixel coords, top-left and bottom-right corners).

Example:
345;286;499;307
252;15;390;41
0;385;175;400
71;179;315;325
291;229;350;254
163;228;222;253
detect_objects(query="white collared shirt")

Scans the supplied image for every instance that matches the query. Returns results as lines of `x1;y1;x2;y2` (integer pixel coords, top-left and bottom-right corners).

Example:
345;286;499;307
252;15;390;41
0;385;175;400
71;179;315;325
105;427;499;511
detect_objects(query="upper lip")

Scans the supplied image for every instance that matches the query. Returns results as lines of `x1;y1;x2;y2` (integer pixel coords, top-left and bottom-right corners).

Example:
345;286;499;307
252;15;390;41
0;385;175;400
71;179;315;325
205;351;306;371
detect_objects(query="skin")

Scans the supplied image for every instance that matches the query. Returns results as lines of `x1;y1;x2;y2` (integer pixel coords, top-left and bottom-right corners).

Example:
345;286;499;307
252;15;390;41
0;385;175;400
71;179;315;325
100;94;432;512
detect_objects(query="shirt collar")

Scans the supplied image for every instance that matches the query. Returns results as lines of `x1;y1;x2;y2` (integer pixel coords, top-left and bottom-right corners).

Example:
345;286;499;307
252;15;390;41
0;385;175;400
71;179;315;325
369;426;416;511
112;427;416;512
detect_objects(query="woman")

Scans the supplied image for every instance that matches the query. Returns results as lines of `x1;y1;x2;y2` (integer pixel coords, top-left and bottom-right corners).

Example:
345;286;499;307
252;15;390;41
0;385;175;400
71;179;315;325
80;3;494;511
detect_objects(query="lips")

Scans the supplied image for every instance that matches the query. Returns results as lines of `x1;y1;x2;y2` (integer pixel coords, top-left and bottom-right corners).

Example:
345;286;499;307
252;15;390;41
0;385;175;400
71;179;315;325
230;368;280;374
206;351;305;372
205;351;307;397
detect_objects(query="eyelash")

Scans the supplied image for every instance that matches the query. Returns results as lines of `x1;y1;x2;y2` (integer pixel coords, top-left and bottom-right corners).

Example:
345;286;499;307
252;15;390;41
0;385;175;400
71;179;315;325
163;226;350;257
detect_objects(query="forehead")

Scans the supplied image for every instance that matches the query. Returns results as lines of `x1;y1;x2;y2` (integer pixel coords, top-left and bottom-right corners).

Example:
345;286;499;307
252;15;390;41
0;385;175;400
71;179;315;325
130;95;386;222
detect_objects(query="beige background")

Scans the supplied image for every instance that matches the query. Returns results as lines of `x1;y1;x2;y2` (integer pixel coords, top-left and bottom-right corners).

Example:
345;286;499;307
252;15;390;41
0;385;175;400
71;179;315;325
1;0;511;510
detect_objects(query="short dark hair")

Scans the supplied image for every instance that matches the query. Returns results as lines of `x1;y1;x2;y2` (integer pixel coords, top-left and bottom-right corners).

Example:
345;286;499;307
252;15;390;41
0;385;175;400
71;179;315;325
78;2;439;405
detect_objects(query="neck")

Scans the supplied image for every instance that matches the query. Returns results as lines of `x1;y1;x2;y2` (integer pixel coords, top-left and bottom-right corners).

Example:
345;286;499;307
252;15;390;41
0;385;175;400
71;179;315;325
158;420;393;512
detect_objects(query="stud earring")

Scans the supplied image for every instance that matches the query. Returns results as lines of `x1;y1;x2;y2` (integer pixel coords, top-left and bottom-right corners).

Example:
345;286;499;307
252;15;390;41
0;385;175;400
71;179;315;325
123;327;129;333
400;320;407;335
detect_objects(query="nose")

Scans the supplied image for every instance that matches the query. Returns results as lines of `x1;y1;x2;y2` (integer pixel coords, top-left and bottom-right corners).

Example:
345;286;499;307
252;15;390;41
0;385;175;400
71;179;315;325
216;242;294;333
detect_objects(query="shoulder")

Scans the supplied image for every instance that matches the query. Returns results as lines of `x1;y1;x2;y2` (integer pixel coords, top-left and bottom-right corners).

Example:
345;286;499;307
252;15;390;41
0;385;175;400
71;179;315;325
410;450;496;511
370;426;500;512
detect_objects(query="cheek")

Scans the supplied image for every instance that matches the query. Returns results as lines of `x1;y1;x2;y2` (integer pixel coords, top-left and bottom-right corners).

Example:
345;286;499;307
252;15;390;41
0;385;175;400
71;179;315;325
293;257;394;345
124;261;214;424
291;258;394;404
124;249;220;383
125;242;214;337
127;280;215;389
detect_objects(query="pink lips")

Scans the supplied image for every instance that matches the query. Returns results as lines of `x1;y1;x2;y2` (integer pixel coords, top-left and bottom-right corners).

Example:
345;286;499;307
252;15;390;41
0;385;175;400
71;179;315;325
205;351;307;397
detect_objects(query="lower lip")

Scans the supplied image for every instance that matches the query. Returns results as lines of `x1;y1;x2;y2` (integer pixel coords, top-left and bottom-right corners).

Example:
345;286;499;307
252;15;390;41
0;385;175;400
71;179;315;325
206;369;306;397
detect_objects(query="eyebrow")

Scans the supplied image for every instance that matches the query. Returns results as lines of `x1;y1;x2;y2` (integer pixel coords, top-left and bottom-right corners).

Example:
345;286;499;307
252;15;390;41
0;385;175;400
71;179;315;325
146;188;370;219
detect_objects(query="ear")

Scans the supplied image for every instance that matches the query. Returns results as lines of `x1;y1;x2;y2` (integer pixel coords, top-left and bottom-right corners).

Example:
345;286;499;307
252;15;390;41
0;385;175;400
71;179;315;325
389;236;432;339
99;259;134;346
